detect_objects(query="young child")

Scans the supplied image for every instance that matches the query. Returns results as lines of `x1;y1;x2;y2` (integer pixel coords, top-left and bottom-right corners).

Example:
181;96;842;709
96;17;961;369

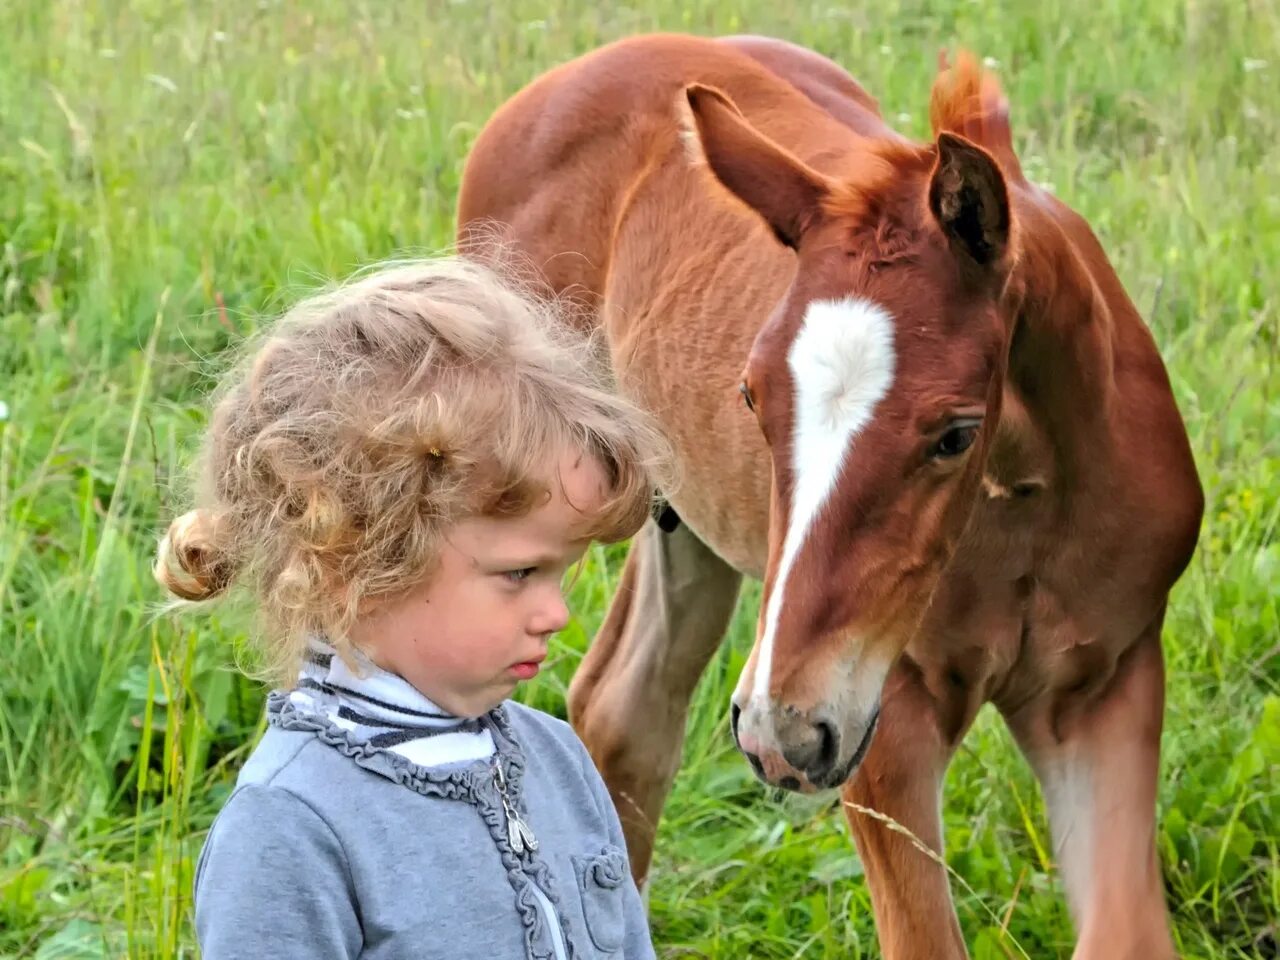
154;257;672;959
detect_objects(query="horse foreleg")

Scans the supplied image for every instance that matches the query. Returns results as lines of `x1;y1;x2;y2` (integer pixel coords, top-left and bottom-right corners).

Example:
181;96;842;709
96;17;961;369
568;518;743;885
1004;625;1175;960
842;660;970;960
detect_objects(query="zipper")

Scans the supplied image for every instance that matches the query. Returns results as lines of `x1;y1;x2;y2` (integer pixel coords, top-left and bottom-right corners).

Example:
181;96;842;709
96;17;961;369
526;878;570;960
493;759;568;960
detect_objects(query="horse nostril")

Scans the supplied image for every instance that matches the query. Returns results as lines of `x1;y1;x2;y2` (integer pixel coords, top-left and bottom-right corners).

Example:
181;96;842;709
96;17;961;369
815;719;839;772
782;717;841;775
730;702;742;748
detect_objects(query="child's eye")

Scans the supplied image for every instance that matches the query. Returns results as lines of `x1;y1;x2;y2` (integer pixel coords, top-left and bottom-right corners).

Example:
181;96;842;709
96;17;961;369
503;567;535;584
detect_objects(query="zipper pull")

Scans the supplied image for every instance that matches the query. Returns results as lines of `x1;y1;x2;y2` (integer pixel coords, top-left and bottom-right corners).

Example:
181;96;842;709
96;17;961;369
494;761;539;855
515;814;539;853
507;806;526;855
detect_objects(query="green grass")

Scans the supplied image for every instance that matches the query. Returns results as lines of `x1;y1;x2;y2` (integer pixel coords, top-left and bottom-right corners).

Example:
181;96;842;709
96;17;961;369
2;0;1277;956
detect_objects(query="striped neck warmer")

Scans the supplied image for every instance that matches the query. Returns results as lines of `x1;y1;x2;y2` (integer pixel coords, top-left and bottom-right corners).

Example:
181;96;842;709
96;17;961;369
286;639;497;768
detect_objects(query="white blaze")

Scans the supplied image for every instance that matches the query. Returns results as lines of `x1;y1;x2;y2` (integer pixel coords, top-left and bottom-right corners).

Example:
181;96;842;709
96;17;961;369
752;297;896;700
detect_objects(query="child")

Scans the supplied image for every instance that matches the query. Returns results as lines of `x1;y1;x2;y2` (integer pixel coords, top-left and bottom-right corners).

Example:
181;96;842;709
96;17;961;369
154;257;672;959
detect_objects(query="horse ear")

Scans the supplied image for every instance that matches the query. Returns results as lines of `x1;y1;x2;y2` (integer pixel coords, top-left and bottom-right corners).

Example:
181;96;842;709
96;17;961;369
928;132;1011;268
681;84;832;250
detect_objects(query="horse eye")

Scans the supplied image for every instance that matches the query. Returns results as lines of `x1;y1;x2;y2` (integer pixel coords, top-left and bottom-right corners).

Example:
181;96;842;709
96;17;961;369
930;419;981;459
740;383;756;412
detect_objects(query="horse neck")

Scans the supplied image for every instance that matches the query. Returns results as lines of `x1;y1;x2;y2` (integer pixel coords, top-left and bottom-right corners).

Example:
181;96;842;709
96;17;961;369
999;198;1124;497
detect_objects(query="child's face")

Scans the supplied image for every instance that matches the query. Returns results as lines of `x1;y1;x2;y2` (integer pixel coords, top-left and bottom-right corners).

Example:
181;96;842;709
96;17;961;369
350;451;611;717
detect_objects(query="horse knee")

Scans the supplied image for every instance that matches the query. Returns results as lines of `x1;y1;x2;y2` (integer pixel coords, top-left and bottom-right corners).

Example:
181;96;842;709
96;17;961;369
577;689;673;781
566;667;596;729
571;690;629;768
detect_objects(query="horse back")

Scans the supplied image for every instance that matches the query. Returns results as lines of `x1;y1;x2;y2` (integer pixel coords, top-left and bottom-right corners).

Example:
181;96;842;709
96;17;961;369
456;33;886;306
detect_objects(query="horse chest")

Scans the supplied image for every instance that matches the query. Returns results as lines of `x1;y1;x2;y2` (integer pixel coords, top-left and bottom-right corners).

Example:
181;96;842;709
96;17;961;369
913;492;1161;715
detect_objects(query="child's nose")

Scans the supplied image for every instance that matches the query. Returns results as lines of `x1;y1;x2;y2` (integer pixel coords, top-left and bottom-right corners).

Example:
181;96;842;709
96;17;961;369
530;589;570;637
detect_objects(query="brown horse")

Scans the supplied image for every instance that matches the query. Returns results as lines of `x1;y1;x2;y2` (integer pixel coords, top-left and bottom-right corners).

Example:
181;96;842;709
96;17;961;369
457;33;1203;959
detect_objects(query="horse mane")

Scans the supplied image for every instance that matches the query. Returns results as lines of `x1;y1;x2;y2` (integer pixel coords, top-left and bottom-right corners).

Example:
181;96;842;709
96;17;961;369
929;50;1024;183
824;51;1027;229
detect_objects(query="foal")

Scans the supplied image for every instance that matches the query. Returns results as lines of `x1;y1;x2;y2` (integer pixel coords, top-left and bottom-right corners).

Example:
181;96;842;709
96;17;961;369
458;34;1203;959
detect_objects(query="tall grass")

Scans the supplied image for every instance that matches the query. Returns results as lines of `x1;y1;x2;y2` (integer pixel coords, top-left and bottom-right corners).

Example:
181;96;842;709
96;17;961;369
1;0;1277;956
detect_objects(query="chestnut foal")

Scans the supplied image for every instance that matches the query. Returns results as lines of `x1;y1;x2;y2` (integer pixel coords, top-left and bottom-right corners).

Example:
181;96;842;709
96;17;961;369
458;34;1203;959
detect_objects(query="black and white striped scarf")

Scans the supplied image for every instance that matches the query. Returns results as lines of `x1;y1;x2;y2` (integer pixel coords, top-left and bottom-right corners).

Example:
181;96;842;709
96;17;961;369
286;639;496;767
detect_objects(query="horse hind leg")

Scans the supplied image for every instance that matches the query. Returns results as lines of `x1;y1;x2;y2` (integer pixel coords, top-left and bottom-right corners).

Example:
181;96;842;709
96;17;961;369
568;516;743;885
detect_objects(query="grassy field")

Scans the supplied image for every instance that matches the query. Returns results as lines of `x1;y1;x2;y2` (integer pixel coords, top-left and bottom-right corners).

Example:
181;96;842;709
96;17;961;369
2;0;1278;956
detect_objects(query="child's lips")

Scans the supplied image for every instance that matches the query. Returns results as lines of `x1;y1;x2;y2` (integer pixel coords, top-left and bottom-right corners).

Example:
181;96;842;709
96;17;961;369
510;657;544;680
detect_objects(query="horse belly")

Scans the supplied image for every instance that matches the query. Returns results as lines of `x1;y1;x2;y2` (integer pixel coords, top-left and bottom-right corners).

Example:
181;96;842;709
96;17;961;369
601;179;791;577
604;294;772;577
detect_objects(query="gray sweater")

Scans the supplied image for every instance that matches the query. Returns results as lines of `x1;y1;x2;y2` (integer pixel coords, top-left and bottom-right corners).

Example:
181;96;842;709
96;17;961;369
194;693;657;959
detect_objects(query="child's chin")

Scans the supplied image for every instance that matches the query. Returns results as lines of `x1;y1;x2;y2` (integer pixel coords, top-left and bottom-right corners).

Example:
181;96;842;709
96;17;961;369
462;688;514;717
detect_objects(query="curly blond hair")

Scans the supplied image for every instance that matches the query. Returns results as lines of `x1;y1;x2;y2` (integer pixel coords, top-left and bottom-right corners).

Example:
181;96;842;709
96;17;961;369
155;256;674;686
